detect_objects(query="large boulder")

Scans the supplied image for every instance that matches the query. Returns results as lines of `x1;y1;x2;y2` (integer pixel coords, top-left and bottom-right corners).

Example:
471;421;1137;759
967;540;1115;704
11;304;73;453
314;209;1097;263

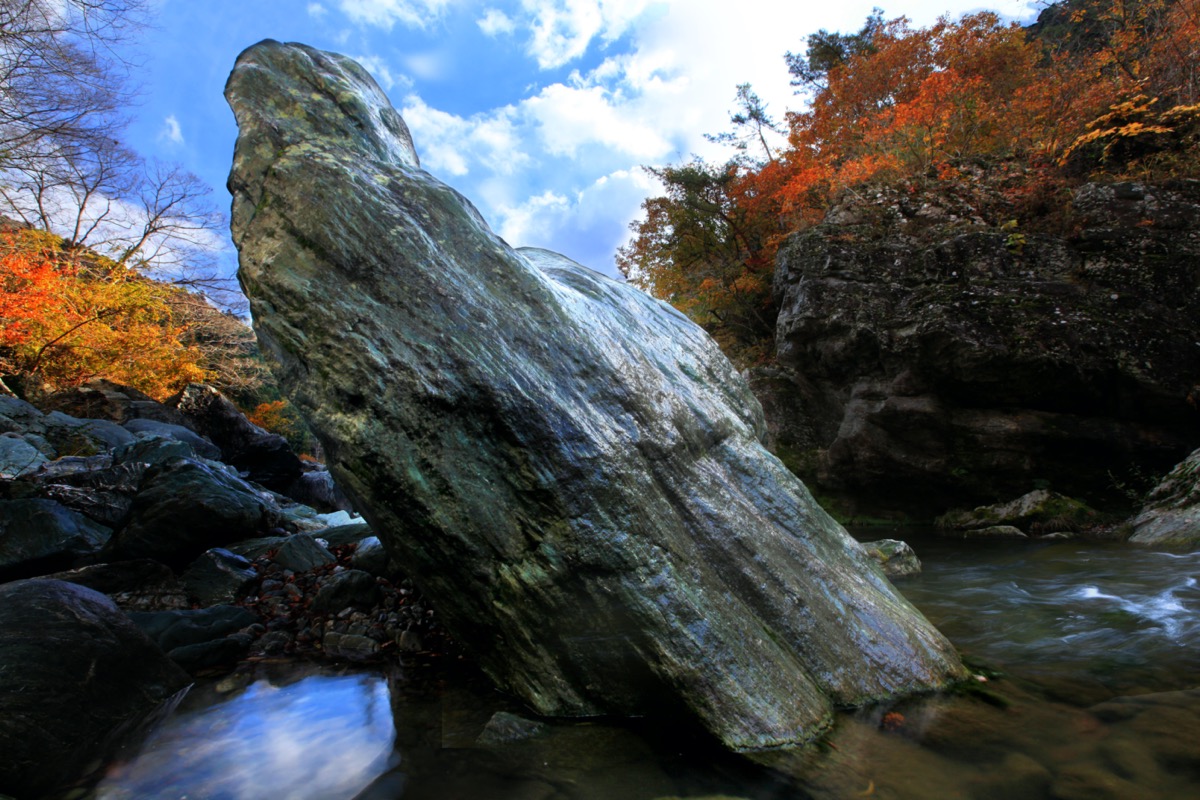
225;41;965;751
171;384;302;492
763;180;1200;517
0;579;189;797
0;498;112;580
105;457;279;567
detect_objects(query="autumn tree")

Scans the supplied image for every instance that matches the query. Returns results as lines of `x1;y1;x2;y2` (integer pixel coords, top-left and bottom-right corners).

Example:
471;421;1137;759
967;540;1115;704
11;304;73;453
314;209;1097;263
0;226;215;398
617;160;785;362
0;0;236;305
623;3;1200;364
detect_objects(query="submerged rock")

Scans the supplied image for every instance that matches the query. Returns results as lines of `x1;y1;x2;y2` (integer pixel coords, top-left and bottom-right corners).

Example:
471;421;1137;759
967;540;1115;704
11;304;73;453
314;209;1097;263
226;40;965;751
861;539;922;577
936;490;1097;536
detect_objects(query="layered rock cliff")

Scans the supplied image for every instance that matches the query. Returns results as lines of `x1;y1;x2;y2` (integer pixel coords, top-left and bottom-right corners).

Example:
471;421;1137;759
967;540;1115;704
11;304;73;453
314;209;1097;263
758;179;1200;516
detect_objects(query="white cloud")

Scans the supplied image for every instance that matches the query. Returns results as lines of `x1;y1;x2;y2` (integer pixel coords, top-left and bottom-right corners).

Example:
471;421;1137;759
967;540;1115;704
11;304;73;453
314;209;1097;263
337;0;453;29
400;96;528;177
159;115;184;145
491;168;660;272
519;0;655;69
403;50;450;81
477;8;516;36
522;82;672;160
307;3;327;18
362;0;1042;276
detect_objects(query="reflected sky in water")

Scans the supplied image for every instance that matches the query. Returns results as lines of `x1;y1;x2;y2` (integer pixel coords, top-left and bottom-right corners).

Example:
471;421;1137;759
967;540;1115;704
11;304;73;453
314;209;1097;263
94;673;396;800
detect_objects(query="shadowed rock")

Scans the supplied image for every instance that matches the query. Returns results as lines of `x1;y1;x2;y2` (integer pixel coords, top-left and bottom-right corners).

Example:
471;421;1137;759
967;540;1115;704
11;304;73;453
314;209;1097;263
225;40;966;751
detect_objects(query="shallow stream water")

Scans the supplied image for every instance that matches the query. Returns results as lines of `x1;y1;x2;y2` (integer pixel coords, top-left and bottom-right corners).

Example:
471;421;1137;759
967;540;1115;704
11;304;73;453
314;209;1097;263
91;533;1200;799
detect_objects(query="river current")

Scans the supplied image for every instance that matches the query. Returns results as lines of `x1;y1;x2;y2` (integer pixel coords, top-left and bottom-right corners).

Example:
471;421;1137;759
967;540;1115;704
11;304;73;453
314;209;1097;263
91;533;1200;799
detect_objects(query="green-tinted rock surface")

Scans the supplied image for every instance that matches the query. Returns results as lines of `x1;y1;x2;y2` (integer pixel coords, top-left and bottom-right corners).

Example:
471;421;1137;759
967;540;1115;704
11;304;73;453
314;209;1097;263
225;40;966;751
936;490;1098;536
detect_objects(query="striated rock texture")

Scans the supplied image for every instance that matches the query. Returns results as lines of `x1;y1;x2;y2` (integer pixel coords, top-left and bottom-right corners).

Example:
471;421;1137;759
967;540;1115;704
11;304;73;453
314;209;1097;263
763;180;1200;516
225;41;965;751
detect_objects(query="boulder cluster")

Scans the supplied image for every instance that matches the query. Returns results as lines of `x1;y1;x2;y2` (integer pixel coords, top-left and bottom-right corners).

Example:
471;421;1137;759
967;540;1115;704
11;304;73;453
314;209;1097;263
0;380;444;797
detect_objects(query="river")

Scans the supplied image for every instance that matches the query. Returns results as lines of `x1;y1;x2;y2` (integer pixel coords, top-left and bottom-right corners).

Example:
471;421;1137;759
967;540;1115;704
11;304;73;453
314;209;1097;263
90;532;1200;799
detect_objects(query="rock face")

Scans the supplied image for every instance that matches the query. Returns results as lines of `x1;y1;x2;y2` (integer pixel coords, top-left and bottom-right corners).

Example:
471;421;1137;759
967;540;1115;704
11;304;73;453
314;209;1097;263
226;40;966;750
1128;447;1200;545
0;580;189;797
764;181;1200;516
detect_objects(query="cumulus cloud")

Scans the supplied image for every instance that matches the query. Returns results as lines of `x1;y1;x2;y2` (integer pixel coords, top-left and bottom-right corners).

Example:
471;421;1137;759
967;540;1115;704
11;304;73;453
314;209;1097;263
518;0;655;69
400;96;528;177
337;0;452;29
477;8;516;36
522;82;672;160
492;168;660;274
307;3;327;18
159;115;184;145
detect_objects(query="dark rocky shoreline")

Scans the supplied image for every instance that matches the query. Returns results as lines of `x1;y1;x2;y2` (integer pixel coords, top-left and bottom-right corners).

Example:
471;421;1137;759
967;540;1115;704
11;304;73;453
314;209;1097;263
0;381;453;798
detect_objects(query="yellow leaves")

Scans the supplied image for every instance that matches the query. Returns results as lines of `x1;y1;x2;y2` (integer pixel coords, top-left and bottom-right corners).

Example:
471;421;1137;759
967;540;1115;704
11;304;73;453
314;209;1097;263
0;226;213;399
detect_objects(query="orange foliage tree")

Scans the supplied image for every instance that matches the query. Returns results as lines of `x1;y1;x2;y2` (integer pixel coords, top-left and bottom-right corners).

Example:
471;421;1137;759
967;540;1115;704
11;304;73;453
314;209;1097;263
622;1;1200;358
0;227;211;399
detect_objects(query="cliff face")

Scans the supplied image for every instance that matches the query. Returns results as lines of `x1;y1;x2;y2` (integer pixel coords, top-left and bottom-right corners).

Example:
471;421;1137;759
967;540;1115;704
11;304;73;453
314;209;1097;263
758;180;1200;517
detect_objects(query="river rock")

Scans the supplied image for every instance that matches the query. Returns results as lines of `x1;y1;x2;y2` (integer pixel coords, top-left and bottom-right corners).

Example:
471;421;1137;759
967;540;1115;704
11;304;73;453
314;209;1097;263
43;379;192;428
128;604;258;651
225;41;966;751
42;560;188;611
171;383;302;492
936;490;1097;536
42;410;134;454
272;532;336;572
122;418;222;460
0;579;189;798
311;568;380;615
861;539;922;577
105;457;279;567
0;498;112;580
181;548;260;605
0;433;48;477
1127;447;1200;545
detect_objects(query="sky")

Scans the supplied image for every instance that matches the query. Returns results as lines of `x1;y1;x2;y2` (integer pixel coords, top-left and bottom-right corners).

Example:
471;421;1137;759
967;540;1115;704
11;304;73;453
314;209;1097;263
122;0;1042;282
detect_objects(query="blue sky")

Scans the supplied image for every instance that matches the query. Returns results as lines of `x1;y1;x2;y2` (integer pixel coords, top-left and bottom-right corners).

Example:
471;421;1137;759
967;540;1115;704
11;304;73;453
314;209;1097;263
123;0;1040;282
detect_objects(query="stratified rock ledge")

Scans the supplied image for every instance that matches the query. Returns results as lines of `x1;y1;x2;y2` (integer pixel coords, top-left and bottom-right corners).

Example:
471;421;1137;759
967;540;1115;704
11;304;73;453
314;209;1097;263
225;40;966;751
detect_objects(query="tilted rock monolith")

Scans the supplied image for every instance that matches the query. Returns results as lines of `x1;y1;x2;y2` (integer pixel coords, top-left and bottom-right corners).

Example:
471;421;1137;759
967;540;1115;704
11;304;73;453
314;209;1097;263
225;40;966;751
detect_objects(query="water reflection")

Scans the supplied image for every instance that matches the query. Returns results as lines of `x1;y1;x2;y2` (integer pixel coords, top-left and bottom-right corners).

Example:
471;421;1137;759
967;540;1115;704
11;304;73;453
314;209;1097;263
90;539;1200;799
94;672;396;800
